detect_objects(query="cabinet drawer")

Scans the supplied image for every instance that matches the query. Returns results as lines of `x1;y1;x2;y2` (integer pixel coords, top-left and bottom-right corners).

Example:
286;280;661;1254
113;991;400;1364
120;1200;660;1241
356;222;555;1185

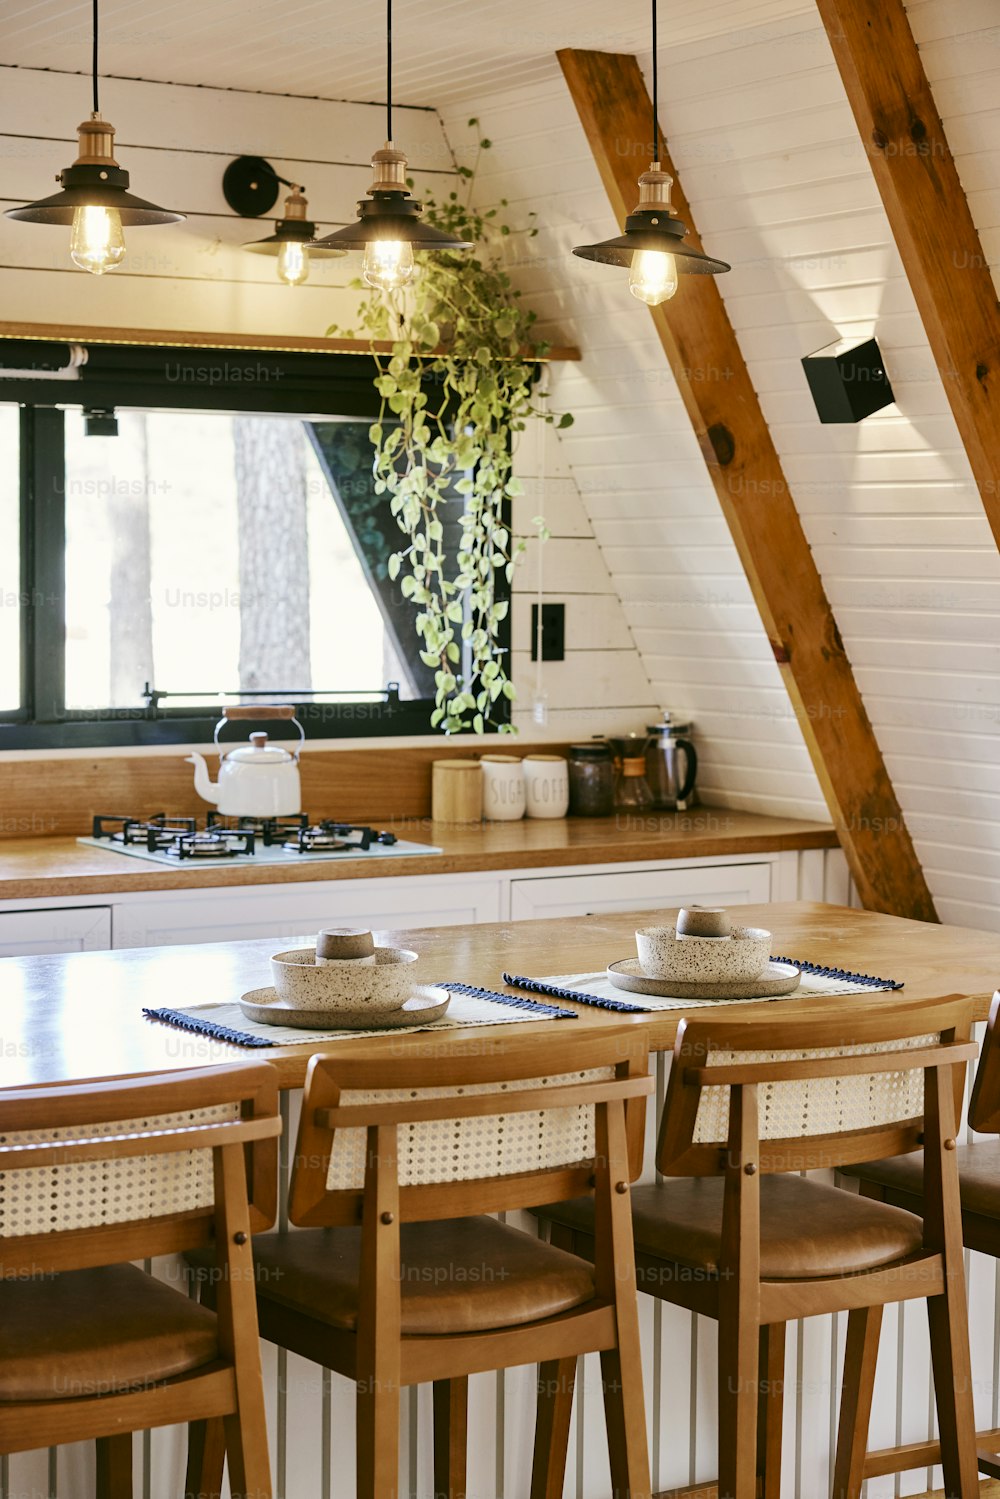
0;906;112;956
509;862;771;921
113;876;503;949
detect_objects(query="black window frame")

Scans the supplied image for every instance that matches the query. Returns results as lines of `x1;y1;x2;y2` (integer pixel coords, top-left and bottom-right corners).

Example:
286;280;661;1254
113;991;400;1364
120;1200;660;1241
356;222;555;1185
0;342;512;749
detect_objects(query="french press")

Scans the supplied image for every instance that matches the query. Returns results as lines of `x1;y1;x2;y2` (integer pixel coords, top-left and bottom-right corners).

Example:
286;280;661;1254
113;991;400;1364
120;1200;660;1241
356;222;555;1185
645;712;698;811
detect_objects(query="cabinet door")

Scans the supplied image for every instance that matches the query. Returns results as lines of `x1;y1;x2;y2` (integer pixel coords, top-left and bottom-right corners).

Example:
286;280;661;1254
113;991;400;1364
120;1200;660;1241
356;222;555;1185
113;876;503;949
0;906;112;956
509;862;771;921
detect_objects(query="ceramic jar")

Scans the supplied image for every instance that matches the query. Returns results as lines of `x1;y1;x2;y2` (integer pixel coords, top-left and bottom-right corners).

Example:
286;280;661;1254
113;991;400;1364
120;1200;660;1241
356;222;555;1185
480;755;525;821
522;755;570;819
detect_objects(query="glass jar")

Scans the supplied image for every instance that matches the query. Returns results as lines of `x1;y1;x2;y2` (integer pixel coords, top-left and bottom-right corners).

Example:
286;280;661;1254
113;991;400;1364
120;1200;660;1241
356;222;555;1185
567;743;615;816
615;753;655;813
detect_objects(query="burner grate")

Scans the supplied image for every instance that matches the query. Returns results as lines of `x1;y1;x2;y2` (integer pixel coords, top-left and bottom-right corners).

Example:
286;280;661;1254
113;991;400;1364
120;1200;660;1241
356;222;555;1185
91;813;398;858
206;812;309;846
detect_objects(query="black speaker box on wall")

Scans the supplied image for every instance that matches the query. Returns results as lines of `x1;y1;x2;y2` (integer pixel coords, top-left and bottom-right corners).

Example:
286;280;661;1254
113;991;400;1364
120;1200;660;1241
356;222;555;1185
801;336;895;423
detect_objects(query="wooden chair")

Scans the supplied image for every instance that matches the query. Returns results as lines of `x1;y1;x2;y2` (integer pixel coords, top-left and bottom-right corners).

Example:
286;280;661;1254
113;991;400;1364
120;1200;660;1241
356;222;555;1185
0;1062;280;1499
188;1026;654;1499
534;996;980;1499
839;987;1000;1485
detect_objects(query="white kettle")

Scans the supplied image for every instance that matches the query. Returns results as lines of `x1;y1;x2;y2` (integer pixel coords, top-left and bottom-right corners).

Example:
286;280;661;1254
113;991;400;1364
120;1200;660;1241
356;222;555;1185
186;706;304;817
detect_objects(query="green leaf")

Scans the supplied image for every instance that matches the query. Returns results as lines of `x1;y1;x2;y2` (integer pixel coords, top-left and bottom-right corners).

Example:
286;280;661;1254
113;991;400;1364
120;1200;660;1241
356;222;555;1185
558;412;574;428
387;553;402;581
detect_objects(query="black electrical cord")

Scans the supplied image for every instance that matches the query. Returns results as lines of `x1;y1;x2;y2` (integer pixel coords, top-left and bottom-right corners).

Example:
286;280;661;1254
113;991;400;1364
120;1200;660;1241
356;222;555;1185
386;0;393;142
651;0;658;159
92;0;99;112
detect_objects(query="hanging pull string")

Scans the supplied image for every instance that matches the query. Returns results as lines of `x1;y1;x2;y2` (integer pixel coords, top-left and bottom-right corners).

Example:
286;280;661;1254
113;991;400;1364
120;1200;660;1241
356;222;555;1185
386;0;393;142
651;0;658;160
92;0;99;113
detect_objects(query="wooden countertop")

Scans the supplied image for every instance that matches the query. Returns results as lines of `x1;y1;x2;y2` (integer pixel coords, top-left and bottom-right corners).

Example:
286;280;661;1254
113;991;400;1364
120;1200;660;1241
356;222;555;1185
0;810;837;901
4;902;998;1092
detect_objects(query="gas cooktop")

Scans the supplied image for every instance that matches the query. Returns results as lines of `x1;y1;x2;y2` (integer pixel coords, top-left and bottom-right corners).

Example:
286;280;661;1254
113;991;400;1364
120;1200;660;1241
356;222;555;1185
79;813;441;866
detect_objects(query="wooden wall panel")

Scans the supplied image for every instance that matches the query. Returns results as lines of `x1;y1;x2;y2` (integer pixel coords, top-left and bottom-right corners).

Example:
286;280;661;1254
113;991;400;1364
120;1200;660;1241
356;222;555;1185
0;742;576;840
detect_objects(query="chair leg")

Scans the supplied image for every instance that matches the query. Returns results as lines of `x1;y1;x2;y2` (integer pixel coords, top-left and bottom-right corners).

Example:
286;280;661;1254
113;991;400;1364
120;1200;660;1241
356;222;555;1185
357;1367;401;1499
531;1356;577;1499
185;1417;227;1499
717;1302;759;1499
832;1305;882;1499
95;1433;132;1499
601;1345;652;1499
927;1287;980;1498
223;1405;272;1499
433;1377;468;1499
756;1323;785;1499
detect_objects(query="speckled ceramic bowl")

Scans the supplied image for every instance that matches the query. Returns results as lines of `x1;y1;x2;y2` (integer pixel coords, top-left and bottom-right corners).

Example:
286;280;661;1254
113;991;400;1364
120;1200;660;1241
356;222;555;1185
634;925;771;984
270;945;419;1011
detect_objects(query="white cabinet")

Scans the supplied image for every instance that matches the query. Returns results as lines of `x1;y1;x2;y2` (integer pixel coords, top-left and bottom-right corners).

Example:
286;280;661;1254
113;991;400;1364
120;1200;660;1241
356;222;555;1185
509;860;772;921
0;906;111;956
111;874;504;949
0;854;788;954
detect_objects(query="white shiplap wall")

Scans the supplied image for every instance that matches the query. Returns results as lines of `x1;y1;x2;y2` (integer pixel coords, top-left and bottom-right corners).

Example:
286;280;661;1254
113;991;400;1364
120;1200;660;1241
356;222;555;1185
442;12;1000;933
0;67;656;744
903;0;1000;921
438;95;831;825
0;65;452;339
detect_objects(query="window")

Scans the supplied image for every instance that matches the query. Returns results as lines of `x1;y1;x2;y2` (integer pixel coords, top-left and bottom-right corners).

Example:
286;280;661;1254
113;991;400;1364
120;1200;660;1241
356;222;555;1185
1;344;509;747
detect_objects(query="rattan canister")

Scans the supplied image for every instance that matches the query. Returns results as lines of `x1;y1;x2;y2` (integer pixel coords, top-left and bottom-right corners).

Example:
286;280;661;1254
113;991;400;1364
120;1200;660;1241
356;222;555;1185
431;759;483;823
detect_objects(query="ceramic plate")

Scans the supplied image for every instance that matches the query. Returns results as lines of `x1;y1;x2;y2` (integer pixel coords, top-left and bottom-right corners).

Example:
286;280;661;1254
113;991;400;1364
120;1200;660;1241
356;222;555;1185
239;985;452;1030
605;958;801;1001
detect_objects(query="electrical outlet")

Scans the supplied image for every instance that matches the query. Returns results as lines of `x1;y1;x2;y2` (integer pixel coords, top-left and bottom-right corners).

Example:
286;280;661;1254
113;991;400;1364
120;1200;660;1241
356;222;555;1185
531;602;565;662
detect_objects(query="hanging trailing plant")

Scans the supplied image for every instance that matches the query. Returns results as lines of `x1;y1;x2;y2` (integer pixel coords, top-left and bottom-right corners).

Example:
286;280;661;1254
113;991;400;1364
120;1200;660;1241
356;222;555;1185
330;126;572;735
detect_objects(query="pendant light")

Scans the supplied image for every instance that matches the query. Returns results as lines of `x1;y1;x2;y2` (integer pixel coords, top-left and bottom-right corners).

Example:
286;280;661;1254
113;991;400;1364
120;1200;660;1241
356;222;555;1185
4;0;183;274
223;158;346;286
246;187;346;285
572;0;729;304
316;0;471;291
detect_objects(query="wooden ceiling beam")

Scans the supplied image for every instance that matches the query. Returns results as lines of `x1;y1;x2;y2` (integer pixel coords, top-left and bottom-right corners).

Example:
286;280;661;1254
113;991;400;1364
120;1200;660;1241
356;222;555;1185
815;0;1000;549
558;48;936;921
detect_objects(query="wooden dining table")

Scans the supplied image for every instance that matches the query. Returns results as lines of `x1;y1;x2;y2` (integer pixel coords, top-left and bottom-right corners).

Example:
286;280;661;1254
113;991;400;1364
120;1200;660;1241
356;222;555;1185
3;900;998;1093
3;899;999;1499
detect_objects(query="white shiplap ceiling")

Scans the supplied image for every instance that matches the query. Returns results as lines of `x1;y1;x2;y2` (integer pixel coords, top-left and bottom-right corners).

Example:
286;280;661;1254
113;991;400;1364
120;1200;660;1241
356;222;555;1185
2;0;812;107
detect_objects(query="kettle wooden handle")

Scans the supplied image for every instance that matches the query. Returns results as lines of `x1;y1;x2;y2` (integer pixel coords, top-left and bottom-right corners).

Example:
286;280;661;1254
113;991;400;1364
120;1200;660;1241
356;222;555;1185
222;704;297;720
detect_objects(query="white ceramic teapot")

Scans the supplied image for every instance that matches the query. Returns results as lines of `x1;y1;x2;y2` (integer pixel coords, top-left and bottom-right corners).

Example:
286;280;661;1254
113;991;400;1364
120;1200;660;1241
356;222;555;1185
186;706;304;817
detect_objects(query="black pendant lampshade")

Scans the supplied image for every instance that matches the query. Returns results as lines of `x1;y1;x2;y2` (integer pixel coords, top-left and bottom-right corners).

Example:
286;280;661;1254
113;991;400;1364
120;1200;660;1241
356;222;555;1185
316;0;471;290
4;0;183;273
573;0;730;304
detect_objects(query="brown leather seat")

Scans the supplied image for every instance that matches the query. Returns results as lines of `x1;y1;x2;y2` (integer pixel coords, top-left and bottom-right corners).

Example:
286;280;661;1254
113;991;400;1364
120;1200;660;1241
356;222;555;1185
539;1175;924;1280
0;1263;219;1403
244;1216;596;1336
843;1141;1000;1220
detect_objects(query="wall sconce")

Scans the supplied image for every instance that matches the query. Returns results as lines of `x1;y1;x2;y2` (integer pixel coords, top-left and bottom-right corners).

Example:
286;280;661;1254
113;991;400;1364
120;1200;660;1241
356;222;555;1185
801;336;895;423
223;156;345;286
